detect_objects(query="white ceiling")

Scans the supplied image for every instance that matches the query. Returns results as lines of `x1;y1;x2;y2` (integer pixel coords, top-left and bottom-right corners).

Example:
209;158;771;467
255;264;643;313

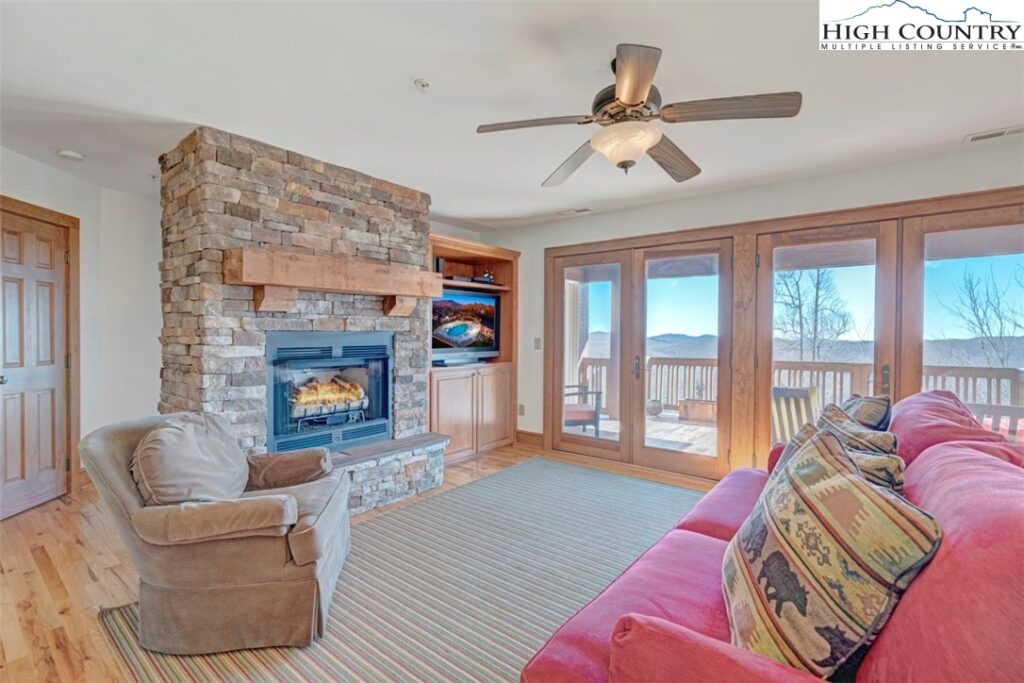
2;1;1022;230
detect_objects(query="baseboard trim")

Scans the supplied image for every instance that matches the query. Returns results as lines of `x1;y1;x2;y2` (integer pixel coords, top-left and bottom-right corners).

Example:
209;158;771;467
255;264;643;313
515;430;543;449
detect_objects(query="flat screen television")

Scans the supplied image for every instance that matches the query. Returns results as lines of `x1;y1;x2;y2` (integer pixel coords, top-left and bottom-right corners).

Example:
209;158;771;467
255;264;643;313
431;288;500;364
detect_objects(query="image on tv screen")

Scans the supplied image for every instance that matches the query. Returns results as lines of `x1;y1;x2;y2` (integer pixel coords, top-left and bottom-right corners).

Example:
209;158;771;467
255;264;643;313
432;293;497;349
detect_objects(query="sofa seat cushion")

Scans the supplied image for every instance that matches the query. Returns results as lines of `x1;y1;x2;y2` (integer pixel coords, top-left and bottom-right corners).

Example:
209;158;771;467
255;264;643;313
858;441;1024;683
130;413;249;506
676;469;767;541
242;468;350;565
889;390;1005;465
521;530;731;683
723;431;942;679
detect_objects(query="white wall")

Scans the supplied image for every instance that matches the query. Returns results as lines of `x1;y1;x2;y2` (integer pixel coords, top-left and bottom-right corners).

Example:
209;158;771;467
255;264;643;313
0;147;162;435
488;141;1024;433
430;220;481;242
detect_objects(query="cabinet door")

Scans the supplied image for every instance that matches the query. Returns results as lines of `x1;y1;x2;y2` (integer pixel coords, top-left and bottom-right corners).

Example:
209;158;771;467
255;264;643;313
430;367;478;461
477;363;514;452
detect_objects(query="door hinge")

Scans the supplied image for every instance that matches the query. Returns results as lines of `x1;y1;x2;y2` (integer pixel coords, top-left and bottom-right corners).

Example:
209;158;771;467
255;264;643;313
754;353;759;369
65;250;71;264
66;458;71;472
65;354;71;369
755;253;761;268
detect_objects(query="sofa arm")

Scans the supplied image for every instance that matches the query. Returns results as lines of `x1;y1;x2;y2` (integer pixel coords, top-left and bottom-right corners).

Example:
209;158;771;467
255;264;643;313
132;495;298;545
609;614;818;683
246;447;332;491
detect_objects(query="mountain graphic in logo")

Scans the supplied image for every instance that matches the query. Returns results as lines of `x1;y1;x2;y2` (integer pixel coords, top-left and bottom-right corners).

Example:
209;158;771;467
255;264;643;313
834;1;1013;23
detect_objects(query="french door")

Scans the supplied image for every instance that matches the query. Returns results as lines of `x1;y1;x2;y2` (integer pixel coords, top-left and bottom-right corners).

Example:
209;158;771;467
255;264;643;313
754;222;898;456
900;208;1023;440
549;241;732;478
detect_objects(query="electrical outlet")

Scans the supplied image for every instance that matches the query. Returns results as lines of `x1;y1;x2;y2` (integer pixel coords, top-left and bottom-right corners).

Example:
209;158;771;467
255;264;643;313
518;404;525;417
533;337;541;350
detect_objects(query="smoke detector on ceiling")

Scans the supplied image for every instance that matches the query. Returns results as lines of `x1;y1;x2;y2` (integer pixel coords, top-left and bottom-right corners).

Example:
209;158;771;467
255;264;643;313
962;124;1024;144
558;208;592;217
56;148;84;161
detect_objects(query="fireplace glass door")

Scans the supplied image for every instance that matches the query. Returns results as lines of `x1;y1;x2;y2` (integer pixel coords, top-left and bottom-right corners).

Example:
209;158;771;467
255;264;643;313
272;357;388;442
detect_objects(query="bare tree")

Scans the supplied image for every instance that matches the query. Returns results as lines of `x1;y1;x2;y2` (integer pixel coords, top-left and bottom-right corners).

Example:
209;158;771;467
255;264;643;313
774;269;853;361
942;265;1024;368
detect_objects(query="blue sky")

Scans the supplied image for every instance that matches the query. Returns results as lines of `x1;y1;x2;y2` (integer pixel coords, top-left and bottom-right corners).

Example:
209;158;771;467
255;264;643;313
584;253;1024;340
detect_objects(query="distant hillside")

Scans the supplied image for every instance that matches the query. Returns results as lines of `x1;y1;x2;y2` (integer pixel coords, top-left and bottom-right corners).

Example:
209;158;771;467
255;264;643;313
581;332;1024;368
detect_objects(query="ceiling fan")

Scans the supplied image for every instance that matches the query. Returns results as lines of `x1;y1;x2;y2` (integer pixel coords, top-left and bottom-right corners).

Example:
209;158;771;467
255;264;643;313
476;43;802;187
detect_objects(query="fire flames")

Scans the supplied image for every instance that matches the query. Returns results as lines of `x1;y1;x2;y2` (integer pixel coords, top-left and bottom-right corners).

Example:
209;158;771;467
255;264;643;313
291;377;365;409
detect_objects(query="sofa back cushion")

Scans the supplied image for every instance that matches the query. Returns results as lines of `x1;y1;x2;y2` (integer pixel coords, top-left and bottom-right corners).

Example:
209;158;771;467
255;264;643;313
723;431;941;679
889;390;1005;466
858;441;1024;683
130;413;248;506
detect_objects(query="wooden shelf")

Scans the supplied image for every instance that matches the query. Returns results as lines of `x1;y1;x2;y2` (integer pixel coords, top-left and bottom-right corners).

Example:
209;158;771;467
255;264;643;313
223;247;442;313
440;279;511;292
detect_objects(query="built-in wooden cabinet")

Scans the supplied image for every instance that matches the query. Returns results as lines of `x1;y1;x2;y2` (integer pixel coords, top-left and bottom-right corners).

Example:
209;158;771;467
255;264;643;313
430;362;515;462
427;234;519;462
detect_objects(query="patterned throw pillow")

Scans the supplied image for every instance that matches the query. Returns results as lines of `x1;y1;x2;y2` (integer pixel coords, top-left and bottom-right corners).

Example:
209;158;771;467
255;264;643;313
723;431;942;679
841;394;892;430
817;403;898;455
780;421;904;493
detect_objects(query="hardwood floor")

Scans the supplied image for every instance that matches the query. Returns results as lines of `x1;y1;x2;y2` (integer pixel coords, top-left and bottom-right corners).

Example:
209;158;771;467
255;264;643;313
0;443;710;682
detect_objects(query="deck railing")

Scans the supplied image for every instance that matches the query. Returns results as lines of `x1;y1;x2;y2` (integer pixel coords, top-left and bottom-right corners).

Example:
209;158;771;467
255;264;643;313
575;357;1024;413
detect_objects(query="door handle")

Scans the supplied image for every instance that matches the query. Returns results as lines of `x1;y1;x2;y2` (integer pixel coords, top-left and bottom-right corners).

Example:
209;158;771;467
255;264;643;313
633;356;642;380
880;364;891;395
0;376;7;385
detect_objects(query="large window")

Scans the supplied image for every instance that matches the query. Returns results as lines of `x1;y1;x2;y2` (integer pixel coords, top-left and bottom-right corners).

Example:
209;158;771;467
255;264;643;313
920;224;1023;440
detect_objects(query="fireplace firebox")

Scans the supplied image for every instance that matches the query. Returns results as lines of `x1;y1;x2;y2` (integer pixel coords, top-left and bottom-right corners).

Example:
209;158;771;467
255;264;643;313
266;331;393;452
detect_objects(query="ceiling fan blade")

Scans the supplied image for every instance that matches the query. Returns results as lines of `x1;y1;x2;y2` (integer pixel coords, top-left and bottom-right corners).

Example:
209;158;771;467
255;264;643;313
542;141;595;187
614;44;662;106
660;92;803;123
476;115;593;134
647;136;701;183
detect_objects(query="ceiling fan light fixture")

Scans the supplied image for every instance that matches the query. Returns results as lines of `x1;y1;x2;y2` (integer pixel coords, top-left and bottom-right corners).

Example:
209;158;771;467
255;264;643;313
590;120;662;173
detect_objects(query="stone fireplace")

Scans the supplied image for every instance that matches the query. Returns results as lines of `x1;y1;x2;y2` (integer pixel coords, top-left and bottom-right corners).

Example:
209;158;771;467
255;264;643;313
158;127;446;512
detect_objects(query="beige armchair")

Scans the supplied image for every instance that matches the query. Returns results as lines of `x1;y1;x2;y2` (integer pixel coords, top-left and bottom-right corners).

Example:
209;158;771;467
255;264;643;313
80;413;351;655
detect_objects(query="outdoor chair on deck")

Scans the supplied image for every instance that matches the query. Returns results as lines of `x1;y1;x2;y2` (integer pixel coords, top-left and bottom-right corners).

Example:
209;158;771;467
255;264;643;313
771;386;820;443
564;384;602;437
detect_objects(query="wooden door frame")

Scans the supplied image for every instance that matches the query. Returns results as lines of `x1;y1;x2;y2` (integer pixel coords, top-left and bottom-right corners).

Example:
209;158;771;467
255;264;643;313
897;204;1024;401
1;196;82;493
629;239;734;479
753;221;898;461
546;250;633;461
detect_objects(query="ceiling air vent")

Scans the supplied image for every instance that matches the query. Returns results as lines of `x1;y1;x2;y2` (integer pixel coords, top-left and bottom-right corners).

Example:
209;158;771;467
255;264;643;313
963;125;1024;144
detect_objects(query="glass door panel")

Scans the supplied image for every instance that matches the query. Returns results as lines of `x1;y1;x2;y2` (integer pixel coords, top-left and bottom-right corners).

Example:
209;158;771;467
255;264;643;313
632;242;731;479
920;223;1024;441
756;224;897;456
552;251;631;460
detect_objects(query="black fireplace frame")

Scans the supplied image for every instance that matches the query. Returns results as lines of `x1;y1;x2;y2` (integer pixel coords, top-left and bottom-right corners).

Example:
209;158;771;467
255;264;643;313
265;330;394;452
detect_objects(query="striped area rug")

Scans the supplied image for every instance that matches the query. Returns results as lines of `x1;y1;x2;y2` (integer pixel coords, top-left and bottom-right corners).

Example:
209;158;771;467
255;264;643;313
100;458;704;682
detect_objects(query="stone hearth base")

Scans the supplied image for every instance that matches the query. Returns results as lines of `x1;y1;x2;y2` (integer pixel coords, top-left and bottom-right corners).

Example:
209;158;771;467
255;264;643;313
333;433;448;514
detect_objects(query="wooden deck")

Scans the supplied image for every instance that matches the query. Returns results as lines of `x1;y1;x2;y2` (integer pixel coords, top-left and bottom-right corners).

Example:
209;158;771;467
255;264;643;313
563;410;718;456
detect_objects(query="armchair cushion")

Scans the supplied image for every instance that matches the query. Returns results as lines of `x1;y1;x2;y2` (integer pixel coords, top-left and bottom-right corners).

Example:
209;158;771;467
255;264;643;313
131;494;297;545
246;447;332;491
242;468;350;566
610;614;819;683
130;413;248;506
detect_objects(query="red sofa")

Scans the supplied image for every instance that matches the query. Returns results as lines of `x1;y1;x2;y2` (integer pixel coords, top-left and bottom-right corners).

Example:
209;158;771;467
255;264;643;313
522;391;1024;682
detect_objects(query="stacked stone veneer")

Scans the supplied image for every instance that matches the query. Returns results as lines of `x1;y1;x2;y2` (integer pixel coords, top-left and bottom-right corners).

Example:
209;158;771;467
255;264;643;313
158;126;433;458
345;443;446;514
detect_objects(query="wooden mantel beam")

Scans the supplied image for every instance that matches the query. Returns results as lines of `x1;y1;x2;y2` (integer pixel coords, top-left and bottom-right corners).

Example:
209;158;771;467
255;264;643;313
223;248;443;313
